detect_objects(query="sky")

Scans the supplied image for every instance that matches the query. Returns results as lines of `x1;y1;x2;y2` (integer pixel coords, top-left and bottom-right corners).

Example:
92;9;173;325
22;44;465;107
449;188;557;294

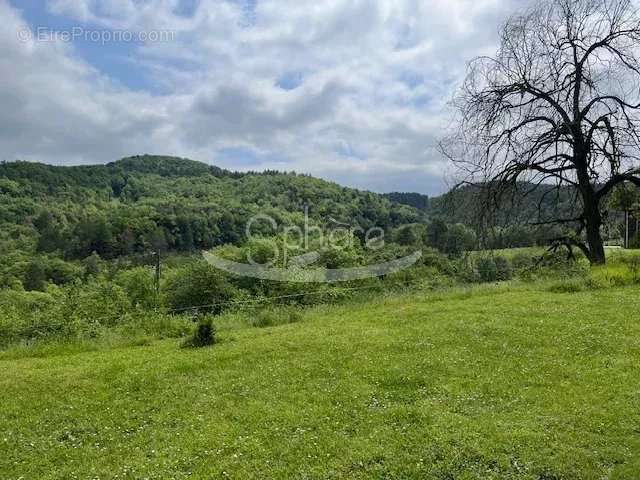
2;0;523;195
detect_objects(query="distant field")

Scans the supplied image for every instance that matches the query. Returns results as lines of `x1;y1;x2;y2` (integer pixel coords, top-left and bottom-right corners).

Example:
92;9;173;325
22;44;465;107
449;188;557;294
2;283;640;479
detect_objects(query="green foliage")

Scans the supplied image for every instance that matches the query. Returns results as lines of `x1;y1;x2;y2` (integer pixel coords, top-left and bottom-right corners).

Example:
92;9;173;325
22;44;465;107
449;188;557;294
608;182;640;212
83;251;102;277
383;191;430;210
443;223;477;256
34;211;65;252
451;255;480;283
23;260;46;291
114;267;157;310
476;256;499;282
420;248;454;274
1;156;423;262
5;155;640;355
394;225;419;246
163;261;242;314
181;316;216;348
0;278;190;348
493;255;512;281
44;257;83;285
426;219;477;255
426;218;448;250
511;251;536;271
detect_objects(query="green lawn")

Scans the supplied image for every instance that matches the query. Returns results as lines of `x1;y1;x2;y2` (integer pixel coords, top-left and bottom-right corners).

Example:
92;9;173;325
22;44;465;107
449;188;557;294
2;284;640;479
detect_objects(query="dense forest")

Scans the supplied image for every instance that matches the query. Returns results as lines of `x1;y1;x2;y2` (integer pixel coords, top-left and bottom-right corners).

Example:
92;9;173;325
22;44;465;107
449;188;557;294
0;155;422;262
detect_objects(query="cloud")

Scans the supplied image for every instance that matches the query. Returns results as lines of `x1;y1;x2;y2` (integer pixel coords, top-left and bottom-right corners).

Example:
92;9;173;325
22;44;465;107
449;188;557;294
2;0;521;193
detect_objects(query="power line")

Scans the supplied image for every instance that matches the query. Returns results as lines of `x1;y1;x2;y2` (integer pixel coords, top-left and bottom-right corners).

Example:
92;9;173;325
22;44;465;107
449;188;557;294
166;281;419;314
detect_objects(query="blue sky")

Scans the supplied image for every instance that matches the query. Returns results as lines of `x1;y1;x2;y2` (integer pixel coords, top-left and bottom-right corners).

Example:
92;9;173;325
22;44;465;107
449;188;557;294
2;0;520;194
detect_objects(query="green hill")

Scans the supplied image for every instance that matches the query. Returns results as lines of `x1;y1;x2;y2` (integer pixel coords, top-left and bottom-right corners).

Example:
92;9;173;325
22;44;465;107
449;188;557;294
0;155;422;260
385;183;580;227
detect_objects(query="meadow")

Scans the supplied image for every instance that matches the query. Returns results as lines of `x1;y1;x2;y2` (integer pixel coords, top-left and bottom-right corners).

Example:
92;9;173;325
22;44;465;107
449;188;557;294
2;273;640;479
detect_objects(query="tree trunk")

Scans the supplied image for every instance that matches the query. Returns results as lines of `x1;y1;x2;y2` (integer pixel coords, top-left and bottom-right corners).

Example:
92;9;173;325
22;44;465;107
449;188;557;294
583;193;606;264
576;156;606;265
585;214;606;264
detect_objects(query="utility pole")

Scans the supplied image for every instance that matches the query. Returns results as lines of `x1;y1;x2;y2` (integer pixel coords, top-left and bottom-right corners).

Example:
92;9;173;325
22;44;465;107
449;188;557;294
153;250;161;297
625;210;630;249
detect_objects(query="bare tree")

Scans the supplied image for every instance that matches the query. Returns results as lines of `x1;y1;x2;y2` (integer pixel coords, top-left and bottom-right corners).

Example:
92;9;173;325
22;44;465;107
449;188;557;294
443;0;640;264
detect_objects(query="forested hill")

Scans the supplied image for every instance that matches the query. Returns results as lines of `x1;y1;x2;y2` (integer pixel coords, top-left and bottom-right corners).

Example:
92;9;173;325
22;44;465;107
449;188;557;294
385;184;579;227
383;192;430;211
0;155;422;260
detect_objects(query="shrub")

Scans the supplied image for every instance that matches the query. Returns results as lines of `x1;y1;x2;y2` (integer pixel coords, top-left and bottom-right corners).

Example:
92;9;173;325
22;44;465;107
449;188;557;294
395;225;418;246
511;252;536;272
182;316;216;348
163;261;242;314
475;256;511;282
494;255;512;281
443;224;477;257
476;256;498;282
452;256;480;283
421;248;454;274
115;267;157;310
0;289;56;312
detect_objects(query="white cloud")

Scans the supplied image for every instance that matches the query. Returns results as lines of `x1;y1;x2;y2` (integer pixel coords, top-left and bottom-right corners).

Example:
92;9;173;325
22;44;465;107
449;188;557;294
2;0;522;193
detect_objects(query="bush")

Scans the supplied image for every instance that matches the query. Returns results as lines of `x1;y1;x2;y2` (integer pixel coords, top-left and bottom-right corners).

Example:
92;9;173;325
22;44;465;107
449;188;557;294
115;267;157;310
0;289;56;312
182;316;216;348
476;256;498;282
511;252;536;272
443;224;477;257
452;256;480;283
421;248;454;274
476;257;497;282
163;261;242;314
494;255;512;281
474;255;512;283
395;225;418;246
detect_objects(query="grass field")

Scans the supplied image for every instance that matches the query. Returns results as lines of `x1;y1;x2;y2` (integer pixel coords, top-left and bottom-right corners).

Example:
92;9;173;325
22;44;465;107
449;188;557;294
2;282;640;479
